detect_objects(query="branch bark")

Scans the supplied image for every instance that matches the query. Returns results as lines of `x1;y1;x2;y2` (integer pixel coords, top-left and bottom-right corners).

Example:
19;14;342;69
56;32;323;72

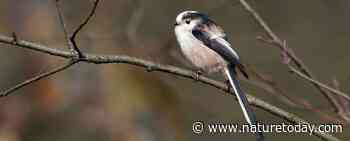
55;0;75;54
288;65;350;101
0;1;344;140
0;60;77;97
238;0;338;109
238;0;347;114
0;34;341;141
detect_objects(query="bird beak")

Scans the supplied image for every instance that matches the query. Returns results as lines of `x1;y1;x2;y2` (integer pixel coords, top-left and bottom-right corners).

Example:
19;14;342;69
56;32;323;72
174;22;179;26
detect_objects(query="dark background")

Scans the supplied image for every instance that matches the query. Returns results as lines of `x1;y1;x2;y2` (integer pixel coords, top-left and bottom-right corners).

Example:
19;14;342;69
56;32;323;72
0;0;349;140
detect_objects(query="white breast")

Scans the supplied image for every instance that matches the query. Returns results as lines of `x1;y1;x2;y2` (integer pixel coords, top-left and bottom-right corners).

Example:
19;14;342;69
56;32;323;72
174;27;227;73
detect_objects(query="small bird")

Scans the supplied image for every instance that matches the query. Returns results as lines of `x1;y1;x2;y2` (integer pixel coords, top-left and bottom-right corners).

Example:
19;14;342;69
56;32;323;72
174;11;263;140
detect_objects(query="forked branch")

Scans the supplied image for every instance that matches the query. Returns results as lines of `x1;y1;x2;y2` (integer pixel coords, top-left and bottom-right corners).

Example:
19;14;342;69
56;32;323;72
238;0;349;114
0;33;342;141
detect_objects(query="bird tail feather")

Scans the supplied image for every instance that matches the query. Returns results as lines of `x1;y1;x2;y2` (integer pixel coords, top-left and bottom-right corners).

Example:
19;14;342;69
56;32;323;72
225;66;264;141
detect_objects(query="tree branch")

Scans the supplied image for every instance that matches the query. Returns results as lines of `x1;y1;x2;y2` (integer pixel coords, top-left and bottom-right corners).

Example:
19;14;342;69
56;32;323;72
0;34;341;141
0;60;77;97
251;97;341;141
331;78;350;123
248;67;342;123
288;65;350;101
0;1;344;140
0;0;101;96
69;0;100;58
238;0;340;112
55;0;75;54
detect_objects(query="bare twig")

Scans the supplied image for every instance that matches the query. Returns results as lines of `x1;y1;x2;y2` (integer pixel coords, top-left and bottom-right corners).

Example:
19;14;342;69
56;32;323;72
69;0;100;58
0;60;77;97
238;0;279;42
331;78;350;123
288;65;350;102
0;0;102;97
0;34;342;141
251;97;341;141
0;1;344;140
248;67;342;123
238;0;339;111
55;0;75;54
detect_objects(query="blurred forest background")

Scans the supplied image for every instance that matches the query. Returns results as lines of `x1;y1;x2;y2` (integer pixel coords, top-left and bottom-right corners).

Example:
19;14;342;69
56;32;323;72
0;0;349;141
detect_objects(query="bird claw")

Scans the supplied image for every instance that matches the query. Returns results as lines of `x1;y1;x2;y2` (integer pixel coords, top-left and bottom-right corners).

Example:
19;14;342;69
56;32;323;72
225;80;232;93
193;70;203;81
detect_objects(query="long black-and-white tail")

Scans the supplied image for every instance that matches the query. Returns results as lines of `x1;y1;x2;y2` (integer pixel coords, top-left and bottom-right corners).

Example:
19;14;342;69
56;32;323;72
225;66;264;141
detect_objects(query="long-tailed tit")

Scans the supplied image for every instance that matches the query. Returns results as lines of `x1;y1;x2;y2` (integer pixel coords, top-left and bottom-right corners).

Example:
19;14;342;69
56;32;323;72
174;11;264;141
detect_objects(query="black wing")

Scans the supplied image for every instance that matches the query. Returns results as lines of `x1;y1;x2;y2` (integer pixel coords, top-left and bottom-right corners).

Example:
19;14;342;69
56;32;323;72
192;24;248;78
192;24;239;64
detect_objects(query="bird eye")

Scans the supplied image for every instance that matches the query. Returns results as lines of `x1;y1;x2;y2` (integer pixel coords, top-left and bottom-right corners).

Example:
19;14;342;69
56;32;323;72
185;20;191;24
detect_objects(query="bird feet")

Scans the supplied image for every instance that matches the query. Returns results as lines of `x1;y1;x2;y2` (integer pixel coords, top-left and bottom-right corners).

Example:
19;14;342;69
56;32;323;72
225;79;233;93
193;70;203;81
